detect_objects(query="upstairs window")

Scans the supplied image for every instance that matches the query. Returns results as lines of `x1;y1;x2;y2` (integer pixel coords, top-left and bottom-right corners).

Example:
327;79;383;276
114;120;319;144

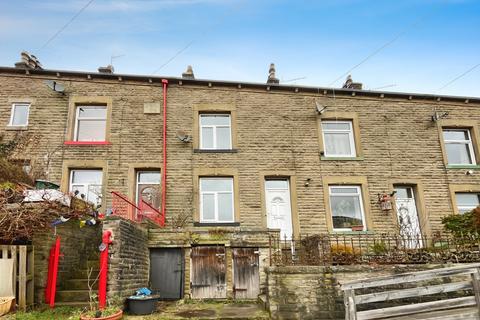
322;121;356;157
200;177;234;223
443;129;476;165
455;192;480;214
9;103;30;126
74;106;107;141
200;114;232;149
329;185;366;231
69;169;103;206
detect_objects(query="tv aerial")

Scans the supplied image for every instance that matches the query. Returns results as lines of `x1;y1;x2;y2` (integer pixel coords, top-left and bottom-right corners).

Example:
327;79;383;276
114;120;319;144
44;80;65;93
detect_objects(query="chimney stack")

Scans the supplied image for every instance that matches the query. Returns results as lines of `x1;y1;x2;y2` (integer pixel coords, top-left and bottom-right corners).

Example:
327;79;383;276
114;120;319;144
182;65;195;79
267;63;279;84
342;75;362;90
15;51;43;70
98;65;114;74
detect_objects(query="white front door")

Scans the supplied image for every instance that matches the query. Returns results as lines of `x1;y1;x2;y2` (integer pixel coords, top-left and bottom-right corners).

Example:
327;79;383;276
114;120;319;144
265;179;293;240
394;186;423;248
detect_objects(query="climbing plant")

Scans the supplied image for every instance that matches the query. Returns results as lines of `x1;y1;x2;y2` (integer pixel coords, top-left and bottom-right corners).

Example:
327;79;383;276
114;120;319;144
442;207;480;237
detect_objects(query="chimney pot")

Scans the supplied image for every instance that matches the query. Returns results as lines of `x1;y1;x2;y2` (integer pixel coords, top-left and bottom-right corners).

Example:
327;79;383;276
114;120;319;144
98;65;114;74
342;74;362;90
182;65;195;79
267;63;279;84
15;51;43;70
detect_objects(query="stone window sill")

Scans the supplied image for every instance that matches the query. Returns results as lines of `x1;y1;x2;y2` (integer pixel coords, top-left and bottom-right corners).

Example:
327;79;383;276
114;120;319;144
446;164;480;169
64;141;112;146
194;222;240;227
321;156;364;161
331;231;374;235
194;149;238;153
6;125;28;131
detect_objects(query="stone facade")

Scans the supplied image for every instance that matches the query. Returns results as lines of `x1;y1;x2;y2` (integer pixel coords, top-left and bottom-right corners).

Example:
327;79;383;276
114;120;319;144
2;66;480;302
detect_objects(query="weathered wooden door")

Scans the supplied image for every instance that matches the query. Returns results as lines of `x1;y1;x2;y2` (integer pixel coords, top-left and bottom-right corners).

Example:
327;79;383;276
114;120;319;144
150;248;183;299
190;246;226;299
233;248;260;299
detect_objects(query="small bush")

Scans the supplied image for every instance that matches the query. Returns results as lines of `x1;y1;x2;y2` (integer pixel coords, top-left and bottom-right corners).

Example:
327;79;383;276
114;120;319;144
442;207;480;237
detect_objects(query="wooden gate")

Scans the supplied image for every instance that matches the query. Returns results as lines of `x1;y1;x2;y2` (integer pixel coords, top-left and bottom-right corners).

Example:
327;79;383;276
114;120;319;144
233;248;260;299
150;248;183;299
191;246;226;299
0;245;34;311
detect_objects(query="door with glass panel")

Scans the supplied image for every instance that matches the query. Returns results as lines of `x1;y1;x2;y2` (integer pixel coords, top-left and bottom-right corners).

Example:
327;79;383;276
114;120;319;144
265;179;293;240
394;186;422;248
136;171;161;218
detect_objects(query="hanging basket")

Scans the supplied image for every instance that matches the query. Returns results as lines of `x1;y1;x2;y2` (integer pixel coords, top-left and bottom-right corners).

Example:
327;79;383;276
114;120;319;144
0;297;15;316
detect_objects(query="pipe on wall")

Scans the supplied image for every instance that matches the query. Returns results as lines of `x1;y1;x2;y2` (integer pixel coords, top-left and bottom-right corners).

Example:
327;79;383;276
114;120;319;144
161;79;168;225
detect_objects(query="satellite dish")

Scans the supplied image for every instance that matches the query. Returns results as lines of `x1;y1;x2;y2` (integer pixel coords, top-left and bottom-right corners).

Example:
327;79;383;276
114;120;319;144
315;100;327;114
44;80;65;93
176;130;192;143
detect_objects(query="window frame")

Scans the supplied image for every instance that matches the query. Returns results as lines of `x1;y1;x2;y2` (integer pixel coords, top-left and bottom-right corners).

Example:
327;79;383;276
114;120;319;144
321;120;356;157
8;103;30;127
73;105;108;142
135;170;161;209
328;185;367;232
455;192;480;214
69;169;103;206
199;113;232;150
443;128;476;165
199;177;235;223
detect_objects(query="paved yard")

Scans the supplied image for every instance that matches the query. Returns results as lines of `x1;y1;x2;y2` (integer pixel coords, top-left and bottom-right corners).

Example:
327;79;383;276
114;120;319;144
7;301;270;320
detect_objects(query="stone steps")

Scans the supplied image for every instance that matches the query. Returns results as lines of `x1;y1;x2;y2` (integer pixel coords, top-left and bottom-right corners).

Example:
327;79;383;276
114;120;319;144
64;278;99;290
56;289;91;302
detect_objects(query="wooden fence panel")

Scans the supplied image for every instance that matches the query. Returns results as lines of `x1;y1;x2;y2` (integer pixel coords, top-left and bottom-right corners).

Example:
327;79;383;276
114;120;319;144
0;245;34;311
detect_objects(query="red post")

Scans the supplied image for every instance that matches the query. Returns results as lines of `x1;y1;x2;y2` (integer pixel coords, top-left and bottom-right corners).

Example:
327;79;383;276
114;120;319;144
161;79;168;226
98;230;112;309
45;237;61;308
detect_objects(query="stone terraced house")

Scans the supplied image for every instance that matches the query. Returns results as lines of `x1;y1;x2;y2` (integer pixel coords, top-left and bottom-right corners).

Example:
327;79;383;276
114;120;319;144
1;55;480;303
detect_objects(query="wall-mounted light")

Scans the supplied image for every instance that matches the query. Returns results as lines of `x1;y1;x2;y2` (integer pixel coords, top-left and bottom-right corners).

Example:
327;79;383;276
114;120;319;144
304;178;311;187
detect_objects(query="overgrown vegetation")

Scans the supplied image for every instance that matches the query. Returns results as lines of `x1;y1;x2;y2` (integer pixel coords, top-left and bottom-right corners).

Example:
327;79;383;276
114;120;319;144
442;206;480;237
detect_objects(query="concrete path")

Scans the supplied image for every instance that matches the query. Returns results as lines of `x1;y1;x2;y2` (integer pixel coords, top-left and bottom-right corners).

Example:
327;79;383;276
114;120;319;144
124;301;270;320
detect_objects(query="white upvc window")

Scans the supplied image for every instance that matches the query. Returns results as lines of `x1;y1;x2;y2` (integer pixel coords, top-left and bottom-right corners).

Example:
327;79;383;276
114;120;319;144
9;103;30;126
443;129;476;165
74;106;107;141
322;120;356;157
200;177;234;223
69;169;103;206
199;114;232;149
329;185;366;231
455;192;480;214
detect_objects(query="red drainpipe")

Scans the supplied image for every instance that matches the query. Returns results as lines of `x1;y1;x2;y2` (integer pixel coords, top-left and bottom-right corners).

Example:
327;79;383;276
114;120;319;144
98;230;112;309
161;79;168;225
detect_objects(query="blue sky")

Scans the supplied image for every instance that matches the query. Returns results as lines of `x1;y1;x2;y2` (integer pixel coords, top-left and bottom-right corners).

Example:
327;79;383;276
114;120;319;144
0;0;479;97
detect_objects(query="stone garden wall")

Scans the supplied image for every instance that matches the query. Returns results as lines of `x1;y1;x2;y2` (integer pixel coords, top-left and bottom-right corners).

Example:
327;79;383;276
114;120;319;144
102;217;149;299
265;264;463;320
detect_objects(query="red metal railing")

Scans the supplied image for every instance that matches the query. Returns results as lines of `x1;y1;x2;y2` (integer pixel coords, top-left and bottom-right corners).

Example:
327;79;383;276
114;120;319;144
110;191;165;226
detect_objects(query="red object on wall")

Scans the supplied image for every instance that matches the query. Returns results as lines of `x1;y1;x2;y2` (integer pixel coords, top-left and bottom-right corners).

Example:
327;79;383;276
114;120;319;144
98;230;112;309
45;237;61;308
161;79;168;226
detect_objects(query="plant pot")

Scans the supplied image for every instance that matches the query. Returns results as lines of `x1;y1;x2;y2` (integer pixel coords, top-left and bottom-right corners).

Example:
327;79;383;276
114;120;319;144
127;296;159;315
351;225;364;232
80;309;123;320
